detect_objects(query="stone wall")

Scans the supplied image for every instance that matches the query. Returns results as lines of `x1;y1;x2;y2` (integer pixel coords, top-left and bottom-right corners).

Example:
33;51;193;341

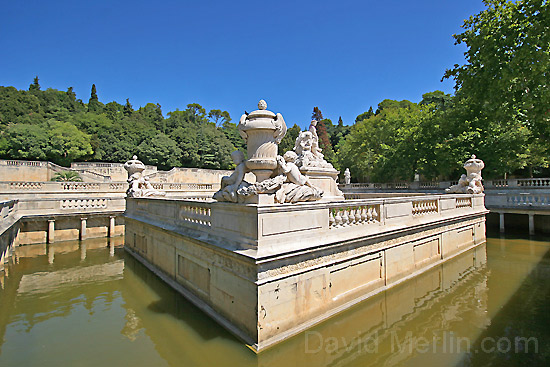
0;200;20;271
1;159;242;185
124;193;488;351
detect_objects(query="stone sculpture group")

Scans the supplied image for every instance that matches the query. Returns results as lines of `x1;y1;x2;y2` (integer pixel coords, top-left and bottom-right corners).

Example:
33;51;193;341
213;100;340;204
123;155;165;198
446;155;485;194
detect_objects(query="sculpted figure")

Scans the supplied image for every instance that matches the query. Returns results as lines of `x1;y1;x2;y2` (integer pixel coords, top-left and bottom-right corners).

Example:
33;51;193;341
446;155;485;194
236;151;323;203
344;168;351;185
308;119;324;158
213;150;250;203
124;155;165;198
294;131;333;169
274;151;323;203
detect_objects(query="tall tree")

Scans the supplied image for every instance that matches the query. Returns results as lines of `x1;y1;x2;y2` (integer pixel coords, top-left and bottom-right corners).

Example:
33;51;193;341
88;84;100;112
123;98;133;117
208;109;231;126
29;76;40;92
355;107;374;123
444;0;550;177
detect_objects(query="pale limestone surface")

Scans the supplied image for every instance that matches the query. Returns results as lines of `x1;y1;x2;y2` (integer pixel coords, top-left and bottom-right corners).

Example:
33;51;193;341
446;155;485;194
124;193;488;351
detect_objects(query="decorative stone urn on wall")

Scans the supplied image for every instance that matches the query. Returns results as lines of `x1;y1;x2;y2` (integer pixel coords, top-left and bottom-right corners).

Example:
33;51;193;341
238;100;287;182
446;155;485;194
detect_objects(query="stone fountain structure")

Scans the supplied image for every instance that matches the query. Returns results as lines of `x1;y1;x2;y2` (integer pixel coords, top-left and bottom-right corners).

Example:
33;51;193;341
124;101;488;352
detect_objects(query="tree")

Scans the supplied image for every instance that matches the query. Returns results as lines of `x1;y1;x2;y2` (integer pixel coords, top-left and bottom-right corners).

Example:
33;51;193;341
2;123;49;161
46;120;94;166
208;109;231;126
221;120;246;153
88;84;101;112
355;107;374;123
338;100;433;182
137;133;182;170
420;90;453;111
312;107;324;122
311;107;335;164
29;76;40;92
278;123;301;154
444;0;550;176
123;98;133;116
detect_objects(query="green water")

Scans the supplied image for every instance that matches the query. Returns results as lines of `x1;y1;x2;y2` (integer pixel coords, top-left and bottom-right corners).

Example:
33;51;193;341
0;234;548;367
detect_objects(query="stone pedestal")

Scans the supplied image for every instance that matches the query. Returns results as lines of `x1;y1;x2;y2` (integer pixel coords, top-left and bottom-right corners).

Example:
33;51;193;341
302;167;345;201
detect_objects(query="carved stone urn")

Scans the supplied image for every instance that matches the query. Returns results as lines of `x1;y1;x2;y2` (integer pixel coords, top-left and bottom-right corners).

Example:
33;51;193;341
238;100;287;182
464;154;484;176
123;155;146;179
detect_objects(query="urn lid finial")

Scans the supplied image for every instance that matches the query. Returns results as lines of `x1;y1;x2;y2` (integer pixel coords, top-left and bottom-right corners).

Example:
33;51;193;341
258;100;267;110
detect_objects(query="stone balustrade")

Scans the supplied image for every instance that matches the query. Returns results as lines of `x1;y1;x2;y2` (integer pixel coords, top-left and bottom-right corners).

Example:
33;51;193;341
1;160;47;167
126;193;486;258
344;177;550;190
328;204;380;228
0;181;219;202
412;199;438;216
0;181;216;193
487;192;550;209
1;199;18;220
15;197;126;216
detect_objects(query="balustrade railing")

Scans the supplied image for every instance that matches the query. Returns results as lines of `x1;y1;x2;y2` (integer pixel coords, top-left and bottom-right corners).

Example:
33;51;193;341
328;204;380;228
0;200;18;219
456;197;473;208
9;182;43;190
343;178;550;191
61;198;108;210
517;178;550;187
412;199;438;216
62;182;101;191
506;194;550;207
178;202;212;228
0;181;217;193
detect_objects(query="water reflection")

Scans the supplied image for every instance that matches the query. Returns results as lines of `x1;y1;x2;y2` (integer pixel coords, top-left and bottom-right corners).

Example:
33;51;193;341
0;236;548;367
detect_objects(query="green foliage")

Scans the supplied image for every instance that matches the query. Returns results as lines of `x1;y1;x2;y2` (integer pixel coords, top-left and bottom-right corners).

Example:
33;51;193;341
137;133;182;170
355;107;374;123
339;100;432;182
221;120;246;153
278;123;301;154
88;84;102;112
208;109;231;126
51;171;83;182
29;76;40;92
444;0;550;176
0;79;238;170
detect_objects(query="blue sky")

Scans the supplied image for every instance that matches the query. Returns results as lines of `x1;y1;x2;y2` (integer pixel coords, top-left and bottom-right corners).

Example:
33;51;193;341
1;0;486;129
